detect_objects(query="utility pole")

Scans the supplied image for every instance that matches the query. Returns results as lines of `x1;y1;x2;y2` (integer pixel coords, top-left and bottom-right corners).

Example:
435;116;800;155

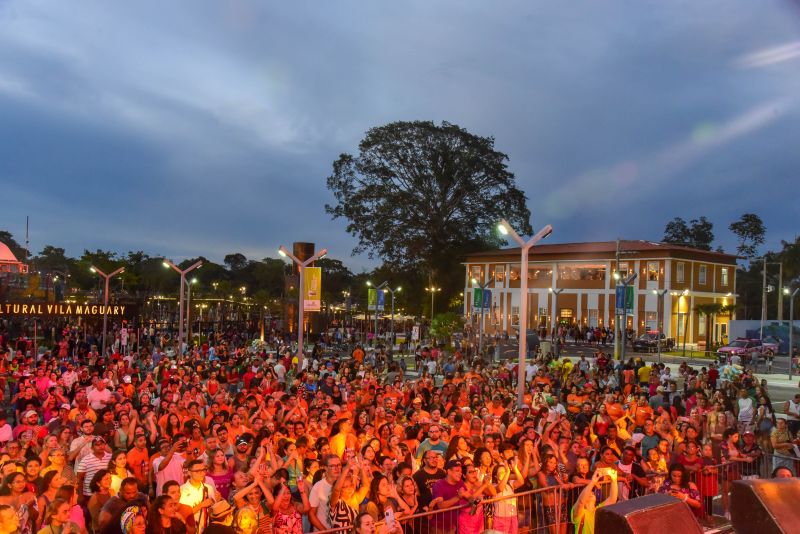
614;239;621;360
760;257;767;341
778;262;784;321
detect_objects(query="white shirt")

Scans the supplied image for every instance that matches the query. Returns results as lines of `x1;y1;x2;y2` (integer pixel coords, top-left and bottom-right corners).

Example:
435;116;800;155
153;453;185;495
87;388;112;410
309;478;333;530
180;479;218;530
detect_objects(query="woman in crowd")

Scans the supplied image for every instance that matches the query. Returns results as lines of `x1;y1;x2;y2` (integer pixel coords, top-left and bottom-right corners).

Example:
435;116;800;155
147;494;187;534
206;449;235;501
537;454;569;534
329;457;370;530
657;464;702;517
0;471;37;534
37;498;83;534
108;450;134;494
87;470;114;533
36;471;65;529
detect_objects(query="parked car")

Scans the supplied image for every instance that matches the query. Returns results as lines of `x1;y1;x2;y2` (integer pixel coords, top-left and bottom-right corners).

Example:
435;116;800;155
632;331;675;353
717;338;768;364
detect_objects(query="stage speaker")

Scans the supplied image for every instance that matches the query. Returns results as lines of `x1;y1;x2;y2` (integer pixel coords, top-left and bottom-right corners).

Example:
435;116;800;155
595;493;702;534
730;478;800;534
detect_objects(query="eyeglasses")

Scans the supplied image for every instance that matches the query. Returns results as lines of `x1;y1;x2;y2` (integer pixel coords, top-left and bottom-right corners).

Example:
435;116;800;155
190;468;208;473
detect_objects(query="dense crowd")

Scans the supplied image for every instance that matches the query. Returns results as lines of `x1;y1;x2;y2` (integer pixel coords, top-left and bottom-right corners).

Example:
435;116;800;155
1;324;799;534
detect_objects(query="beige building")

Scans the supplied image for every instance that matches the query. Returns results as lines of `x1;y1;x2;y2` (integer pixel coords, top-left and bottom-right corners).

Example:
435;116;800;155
463;240;738;346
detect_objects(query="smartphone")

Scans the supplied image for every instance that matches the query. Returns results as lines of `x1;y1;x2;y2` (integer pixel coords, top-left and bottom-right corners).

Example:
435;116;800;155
385;508;396;528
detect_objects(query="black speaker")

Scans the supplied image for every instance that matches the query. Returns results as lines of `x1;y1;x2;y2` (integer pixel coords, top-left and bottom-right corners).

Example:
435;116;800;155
730;478;800;534
595;493;703;534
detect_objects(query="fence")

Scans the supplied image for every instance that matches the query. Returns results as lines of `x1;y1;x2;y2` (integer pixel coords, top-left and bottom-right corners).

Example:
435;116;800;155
316;482;587;533
314;453;800;533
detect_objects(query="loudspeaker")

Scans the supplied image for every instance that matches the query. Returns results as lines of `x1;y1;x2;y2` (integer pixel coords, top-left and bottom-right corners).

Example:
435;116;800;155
730;478;800;534
595;493;703;534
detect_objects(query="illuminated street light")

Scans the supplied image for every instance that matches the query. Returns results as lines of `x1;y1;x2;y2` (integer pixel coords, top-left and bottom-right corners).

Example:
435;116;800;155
497;218;554;406
163;259;203;353
278;245;327;371
89;265;125;357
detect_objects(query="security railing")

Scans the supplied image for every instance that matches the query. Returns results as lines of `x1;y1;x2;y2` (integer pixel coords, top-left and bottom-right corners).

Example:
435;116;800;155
314;454;800;533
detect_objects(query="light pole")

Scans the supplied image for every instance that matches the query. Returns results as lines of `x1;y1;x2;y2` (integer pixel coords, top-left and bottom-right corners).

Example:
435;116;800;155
786;287;799;379
652;289;669;364
498;219;554;406
367;280;387;347
163;259;203;354
425;286;441;318
385;286;401;349
547;287;564;355
613;271;638;361
278;245;327;372
471;278;491;359
186;277;198;347
90;265;125;357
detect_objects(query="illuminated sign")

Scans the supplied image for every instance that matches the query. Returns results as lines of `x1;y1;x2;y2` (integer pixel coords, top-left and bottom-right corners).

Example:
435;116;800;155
0;302;128;317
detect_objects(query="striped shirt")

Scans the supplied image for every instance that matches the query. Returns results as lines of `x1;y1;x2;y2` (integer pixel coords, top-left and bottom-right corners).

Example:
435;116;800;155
76;451;112;495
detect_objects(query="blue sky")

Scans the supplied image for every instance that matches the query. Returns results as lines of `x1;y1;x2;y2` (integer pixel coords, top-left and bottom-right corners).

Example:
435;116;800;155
1;0;799;269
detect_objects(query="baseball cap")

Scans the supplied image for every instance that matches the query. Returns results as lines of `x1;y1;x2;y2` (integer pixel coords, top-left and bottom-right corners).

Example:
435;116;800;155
60;404;71;411
24;410;38;419
445;460;462;470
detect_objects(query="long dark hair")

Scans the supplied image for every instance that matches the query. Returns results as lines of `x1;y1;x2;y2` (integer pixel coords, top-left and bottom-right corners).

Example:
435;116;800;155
667;463;690;489
148;495;173;534
367;474;389;517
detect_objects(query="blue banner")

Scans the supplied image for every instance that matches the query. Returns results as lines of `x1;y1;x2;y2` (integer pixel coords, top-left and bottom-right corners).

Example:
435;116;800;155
376;289;385;311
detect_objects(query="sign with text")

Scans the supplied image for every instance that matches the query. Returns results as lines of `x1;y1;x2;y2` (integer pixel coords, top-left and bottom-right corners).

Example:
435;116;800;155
615;285;634;315
0;302;130;317
303;267;322;311
473;288;491;311
367;288;385;311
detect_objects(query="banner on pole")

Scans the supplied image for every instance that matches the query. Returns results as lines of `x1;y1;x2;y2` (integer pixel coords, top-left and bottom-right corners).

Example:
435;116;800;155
376;289;385;311
411;325;420;341
303;267;322;311
615;284;634;315
368;288;377;311
473;288;492;312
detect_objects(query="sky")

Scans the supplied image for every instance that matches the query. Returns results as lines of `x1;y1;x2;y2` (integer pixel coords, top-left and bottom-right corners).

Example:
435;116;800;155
1;0;799;270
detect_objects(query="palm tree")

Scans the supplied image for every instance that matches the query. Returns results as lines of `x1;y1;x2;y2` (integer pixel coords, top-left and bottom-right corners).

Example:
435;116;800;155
693;303;737;350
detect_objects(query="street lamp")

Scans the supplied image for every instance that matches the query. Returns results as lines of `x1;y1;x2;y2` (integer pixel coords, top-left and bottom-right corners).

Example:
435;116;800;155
278;245;327;371
497;219;554;406
186;277;198;345
548;287;565;343
385;286;401;349
425;286;441;318
652;289;669;364
471;278;492;359
787;287;799;379
90;265;125;357
614;272;638;361
366;280;387;347
163;259;203;354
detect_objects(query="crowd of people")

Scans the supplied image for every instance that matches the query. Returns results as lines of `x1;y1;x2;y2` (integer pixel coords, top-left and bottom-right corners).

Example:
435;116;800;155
1;323;799;534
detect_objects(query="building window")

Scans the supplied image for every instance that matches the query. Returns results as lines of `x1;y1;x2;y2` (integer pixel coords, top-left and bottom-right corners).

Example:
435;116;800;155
647;261;659;282
557;263;606;281
646;311;657;330
511;306;519;326
509;264;520;282
698;314;706;336
469;265;483;285
617;262;630;278
588;309;599;327
721;267;728;286
677;262;685;283
529;267;553;281
699;265;707;285
492;265;505;284
559;309;573;323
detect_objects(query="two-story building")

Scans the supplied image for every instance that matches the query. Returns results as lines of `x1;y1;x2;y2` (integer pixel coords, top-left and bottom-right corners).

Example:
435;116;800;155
463;240;738;347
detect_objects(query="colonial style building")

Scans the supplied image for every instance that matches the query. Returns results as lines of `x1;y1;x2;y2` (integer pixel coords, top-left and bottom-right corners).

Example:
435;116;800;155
463;240;738;347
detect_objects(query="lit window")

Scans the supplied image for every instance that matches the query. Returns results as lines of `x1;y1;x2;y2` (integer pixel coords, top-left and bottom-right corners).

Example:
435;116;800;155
676;262;685;283
699;265;707;285
721;267;728;286
647;262;659;282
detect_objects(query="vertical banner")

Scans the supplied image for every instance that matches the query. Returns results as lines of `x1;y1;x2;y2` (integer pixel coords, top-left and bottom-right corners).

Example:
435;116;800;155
376;289;385;311
615;285;625;315
626;285;634;315
482;289;491;310
303;267;322;311
411;325;420;341
368;288;377;311
473;288;483;310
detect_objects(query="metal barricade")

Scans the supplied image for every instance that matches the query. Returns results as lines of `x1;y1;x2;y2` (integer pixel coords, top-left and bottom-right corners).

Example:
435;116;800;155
314;483;587;534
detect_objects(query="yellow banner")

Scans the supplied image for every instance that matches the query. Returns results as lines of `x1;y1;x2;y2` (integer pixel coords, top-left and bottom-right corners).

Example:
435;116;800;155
303;267;322;311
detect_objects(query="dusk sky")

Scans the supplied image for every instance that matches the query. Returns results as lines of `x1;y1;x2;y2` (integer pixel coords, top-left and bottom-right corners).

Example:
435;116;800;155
2;1;799;270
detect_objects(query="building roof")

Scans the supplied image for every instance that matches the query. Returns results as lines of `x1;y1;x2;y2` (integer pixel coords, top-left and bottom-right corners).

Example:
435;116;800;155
0;241;19;263
465;240;739;264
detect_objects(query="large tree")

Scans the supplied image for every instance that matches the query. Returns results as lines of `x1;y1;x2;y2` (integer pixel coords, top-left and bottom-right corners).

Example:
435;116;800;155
662;216;714;251
326;120;532;286
729;213;766;259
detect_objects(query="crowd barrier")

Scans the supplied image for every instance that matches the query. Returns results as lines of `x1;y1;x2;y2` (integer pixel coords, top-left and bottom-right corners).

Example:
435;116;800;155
314;453;800;533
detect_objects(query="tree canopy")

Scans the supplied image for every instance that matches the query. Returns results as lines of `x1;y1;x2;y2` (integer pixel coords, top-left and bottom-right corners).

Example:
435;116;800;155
729;213;766;259
662;216;714;250
326;120;532;280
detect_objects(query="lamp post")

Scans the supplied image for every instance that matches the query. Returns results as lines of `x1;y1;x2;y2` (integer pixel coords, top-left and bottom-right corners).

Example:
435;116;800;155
90;265;125;357
652;289;669;364
548;287;565;344
186;277;198;347
425;286;441;318
613;271;638;361
278;245;327;371
163;259;203;354
471;278;491;359
498;219;554;406
367;280;387;347
787;287;799;379
385;286;401;349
